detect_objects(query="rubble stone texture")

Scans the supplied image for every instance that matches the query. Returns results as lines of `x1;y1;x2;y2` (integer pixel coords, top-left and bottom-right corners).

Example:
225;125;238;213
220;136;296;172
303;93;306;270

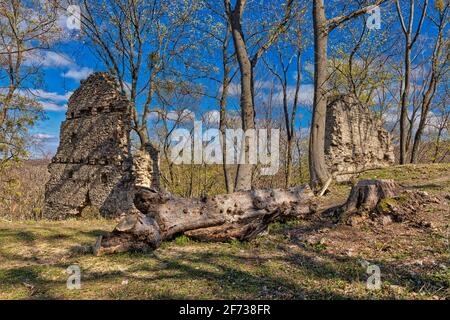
44;72;136;219
325;95;395;182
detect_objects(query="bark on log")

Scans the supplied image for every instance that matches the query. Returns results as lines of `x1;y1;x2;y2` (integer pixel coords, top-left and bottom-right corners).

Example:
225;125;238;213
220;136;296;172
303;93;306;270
94;185;317;255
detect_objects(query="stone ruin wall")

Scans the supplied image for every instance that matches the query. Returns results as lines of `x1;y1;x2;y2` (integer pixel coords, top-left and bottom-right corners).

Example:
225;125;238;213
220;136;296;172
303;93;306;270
44;72;137;219
325;95;395;182
44;73;396;219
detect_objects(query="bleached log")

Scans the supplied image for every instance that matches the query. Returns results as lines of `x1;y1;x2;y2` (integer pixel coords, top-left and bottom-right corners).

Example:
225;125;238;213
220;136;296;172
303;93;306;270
94;185;317;255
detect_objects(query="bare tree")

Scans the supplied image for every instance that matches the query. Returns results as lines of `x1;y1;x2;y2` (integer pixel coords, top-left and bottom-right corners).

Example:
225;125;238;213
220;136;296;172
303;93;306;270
410;1;448;163
328;8;398;107
0;0;60;217
264;14;306;188
223;0;294;191
395;0;428;164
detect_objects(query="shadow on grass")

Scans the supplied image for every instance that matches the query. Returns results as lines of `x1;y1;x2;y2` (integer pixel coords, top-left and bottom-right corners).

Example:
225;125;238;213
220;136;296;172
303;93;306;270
0;221;448;300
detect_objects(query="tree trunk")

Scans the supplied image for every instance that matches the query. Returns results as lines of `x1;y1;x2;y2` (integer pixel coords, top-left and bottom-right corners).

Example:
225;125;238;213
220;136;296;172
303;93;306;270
396;0;428;164
228;5;256;192
93;185;316;255
410;86;434;164
308;0;390;188
432;125;446;163
310;0;331;190
286;53;301;188
400;41;411;164
285;140;293;188
411;12;445;163
220;22;234;193
144;143;161;190
281;74;293;189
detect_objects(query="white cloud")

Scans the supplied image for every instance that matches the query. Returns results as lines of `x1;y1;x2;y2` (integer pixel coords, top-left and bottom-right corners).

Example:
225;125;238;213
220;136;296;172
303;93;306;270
0;87;71;112
297;84;315;106
166;109;195;122
24;50;94;83
304;62;314;75
62;67;94;81
222;82;241;97
255;80;279;91
222;80;281;99
272;84;314;106
32;133;56;140
383;108;399;132
22;88;71;112
220;80;313;107
298;127;310;139
147;111;160;121
29;89;73;103
39;101;68;112
24;50;94;84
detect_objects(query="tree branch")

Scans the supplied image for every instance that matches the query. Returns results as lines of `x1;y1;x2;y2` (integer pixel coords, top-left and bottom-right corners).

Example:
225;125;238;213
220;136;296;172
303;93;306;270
327;0;390;31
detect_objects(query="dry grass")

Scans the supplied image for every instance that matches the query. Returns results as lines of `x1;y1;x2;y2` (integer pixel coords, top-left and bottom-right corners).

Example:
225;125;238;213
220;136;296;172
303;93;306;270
0;163;449;300
0;160;49;220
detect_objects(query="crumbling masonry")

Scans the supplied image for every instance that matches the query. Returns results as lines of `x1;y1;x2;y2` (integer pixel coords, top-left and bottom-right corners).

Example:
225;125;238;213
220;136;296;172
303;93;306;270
325;95;395;182
44;73;139;219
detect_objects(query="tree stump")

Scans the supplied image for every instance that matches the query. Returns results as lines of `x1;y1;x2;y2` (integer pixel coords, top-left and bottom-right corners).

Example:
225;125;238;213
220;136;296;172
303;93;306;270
341;179;401;213
94;185;317;255
337;179;439;226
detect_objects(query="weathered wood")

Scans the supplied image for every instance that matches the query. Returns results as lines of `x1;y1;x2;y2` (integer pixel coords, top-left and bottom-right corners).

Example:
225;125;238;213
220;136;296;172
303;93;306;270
341;179;401;213
94;185;317;255
337;179;441;227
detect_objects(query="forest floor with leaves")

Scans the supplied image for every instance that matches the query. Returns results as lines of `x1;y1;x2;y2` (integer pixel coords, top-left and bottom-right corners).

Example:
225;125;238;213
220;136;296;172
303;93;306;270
0;163;449;300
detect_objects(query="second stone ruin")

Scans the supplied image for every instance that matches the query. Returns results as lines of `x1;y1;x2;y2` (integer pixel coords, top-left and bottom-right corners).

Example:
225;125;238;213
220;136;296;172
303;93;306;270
325;95;395;182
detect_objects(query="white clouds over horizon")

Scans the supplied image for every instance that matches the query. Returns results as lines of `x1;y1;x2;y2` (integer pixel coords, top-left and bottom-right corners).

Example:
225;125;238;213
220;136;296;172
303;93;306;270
29;89;73;103
0;87;71;112
21;49;93;109
39;101;68;112
25;89;72;112
24;49;94;82
24;51;74;68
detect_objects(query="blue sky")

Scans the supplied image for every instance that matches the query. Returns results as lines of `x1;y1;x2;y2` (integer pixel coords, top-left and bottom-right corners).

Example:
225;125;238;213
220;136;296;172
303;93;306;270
27;1;441;158
29;39;103;155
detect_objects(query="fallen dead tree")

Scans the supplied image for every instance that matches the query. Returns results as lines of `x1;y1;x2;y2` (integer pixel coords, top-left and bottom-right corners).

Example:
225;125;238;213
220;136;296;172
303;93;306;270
93;185;317;255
